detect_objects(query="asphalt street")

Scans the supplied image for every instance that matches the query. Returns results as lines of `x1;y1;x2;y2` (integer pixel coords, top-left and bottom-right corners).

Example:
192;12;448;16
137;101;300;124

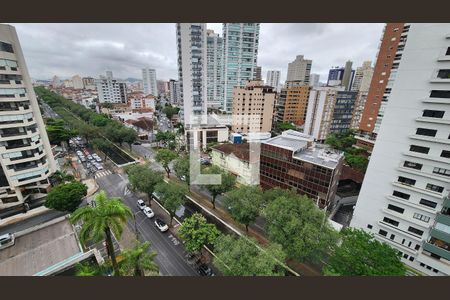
95;172;198;276
0;210;66;236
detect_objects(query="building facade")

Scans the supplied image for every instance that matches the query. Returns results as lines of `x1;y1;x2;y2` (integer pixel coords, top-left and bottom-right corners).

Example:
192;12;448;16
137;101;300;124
304;86;344;141
211;143;259;185
71;75;84;90
309;73;320;87
359;23;405;135
142;68;157;96
231;81;276;134
351;61;374;92
176;23;208;125
168;79;180;105
95;71;127;103
266;70;280;90
222;23;260;113
275;81;310;126
327;62;355;91
330;91;358;134
82;77;96;90
350;23;450;276
286;55;312;83
206;30;224;109
0;24;57;220
260;130;344;208
254;66;262;81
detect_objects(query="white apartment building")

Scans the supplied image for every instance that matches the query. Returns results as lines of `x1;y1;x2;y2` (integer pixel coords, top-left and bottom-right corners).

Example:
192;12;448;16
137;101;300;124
0;24;57;220
351;24;450;276
222;23;260;113
206;30;223;109
309;73;320;87
304;86;344;141
168;79;180;105
176;23;208;126
286;55;312;83
95;71;127;104
266;70;280;90
71;75;84;90
82;77;96;90
142;68;157;96
351;61;374;92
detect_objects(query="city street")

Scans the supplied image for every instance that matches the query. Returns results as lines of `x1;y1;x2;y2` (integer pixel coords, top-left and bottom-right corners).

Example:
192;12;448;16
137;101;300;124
95;172;198;276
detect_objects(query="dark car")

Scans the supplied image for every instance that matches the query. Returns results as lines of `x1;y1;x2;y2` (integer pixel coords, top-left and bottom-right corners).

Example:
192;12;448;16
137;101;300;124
197;264;214;276
133;141;142;145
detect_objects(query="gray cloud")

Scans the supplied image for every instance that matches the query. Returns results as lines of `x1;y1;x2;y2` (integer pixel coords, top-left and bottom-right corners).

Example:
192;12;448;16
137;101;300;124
10;23;384;83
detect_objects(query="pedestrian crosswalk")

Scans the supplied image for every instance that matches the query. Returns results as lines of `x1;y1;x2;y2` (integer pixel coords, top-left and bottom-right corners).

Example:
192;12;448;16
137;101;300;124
94;170;112;179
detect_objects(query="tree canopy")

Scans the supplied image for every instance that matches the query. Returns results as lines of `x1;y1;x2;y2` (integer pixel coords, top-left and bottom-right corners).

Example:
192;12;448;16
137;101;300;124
178;213;220;253
213;234;286;276
155;182;187;226
120;241;159;276
126;164;163;205
323;228;406;276
264;192;339;264
155;149;178;177
224;185;264;231
200;165;236;209
44;181;87;212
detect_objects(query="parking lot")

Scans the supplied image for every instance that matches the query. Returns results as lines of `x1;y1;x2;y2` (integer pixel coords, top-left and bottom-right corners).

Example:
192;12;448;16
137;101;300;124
69;137;110;179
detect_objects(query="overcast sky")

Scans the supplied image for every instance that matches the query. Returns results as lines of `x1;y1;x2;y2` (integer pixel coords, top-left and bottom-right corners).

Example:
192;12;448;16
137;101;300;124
10;23;384;83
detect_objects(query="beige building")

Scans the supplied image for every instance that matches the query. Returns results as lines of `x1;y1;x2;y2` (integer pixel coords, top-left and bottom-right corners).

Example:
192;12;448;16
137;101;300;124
210;143;259;186
351;91;369;129
351;61;373;92
286;55;312;84
231;81;276;134
0;24;57;220
275;81;310;126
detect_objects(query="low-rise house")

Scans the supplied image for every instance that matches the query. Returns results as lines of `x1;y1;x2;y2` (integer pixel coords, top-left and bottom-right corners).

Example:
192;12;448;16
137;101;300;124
211;143;259;185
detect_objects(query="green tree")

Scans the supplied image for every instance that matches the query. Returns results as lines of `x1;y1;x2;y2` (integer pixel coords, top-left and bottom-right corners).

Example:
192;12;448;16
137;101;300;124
44;181;87;213
213;234;286;276
78;124;99;144
75;262;103;276
276;122;296;131
162;105;180;120
344;153;369;172
201;165;236;209
120;241;159;276
178;213;220;253
126;164;163;206
70;190;132;276
46;122;77;146
51;170;75;185
155;131;176;147
224;186;263;232
155;182;187;226
122;127;138;150
324;228;406;276
155;149;178;177
265;194;339;264
174;157;190;189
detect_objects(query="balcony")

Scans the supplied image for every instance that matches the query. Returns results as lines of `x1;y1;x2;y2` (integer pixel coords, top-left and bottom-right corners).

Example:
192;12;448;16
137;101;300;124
423;242;450;261
430;228;450;244
444;197;450;209
436;213;450;226
430;69;450;83
415;117;450;125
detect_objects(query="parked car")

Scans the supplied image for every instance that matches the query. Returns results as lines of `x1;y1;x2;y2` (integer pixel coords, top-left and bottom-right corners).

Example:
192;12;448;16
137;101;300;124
137;199;146;210
87;155;93;160
179;175;186;181
154;218;169;232
185;253;202;265
80;156;86;163
143;206;154;218
197;264;214;276
133;141;142;145
0;233;15;250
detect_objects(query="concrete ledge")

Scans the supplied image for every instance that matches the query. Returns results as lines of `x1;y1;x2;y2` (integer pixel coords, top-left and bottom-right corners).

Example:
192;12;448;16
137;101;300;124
0;206;52;228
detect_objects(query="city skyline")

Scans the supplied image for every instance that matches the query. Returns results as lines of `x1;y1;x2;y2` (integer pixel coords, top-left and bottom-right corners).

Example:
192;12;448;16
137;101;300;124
9;23;384;82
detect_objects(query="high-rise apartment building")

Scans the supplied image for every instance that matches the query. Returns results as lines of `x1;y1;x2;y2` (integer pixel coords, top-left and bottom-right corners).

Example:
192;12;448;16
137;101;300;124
51;75;60;89
168;79;180;105
275;81;310;126
266;70;280;89
350;91;369;130
222;23;260;113
351;24;450;276
358;23;405;135
206;30;223;109
330;91;358;134
0;24;57;219
96;71;127;103
351;61;374;92
231;81;275;134
309;73;320;87
303;86;345;141
71;75;84;90
260;130;344;208
327;62;355;91
142;68;157;96
176;23;208;125
157;80;167;96
286;55;312;83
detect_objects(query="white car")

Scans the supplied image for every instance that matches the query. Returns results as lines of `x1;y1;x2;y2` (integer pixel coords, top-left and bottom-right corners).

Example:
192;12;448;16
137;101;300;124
87;155;93;160
137;199;146;210
154;218;169;232
143;206;154;218
0;233;15;250
95;163;104;170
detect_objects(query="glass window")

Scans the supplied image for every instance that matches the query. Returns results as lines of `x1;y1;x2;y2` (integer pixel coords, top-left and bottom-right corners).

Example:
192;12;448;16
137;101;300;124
419;198;437;208
0;42;14;53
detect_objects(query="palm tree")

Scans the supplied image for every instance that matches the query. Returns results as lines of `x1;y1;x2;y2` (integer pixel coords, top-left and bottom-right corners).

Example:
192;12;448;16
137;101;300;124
120;241;159;276
70;190;132;276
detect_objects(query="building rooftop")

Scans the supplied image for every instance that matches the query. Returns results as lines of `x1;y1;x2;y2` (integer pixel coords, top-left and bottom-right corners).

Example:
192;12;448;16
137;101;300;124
0;217;83;276
264;130;343;169
212;143;259;163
